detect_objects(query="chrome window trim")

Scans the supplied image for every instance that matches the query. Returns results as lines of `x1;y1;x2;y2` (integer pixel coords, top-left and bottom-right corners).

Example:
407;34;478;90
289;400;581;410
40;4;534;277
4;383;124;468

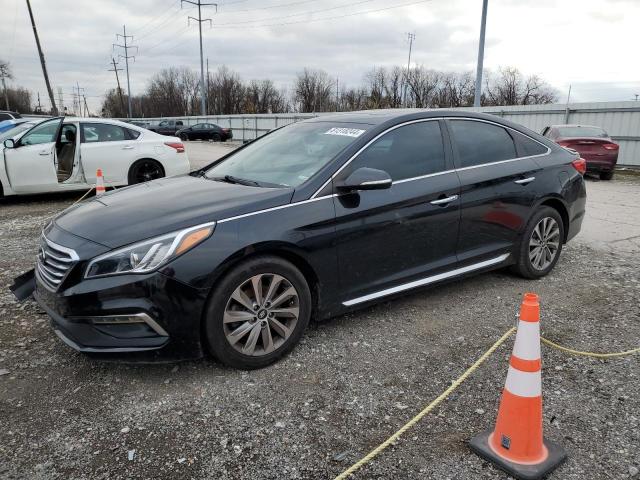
342;253;511;307
310;116;551;198
217;195;337;224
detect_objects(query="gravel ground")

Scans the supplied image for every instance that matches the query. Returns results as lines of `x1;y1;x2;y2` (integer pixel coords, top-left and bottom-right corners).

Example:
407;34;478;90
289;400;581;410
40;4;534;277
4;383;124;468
0;155;639;479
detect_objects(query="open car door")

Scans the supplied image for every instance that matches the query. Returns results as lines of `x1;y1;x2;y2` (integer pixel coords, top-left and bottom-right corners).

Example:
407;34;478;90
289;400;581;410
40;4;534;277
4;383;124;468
4;117;63;194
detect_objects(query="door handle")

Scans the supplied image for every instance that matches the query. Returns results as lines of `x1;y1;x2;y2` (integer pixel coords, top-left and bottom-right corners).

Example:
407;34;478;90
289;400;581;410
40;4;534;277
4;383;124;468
514;177;535;185
122;146;134;150
430;194;459;206
39;151;50;156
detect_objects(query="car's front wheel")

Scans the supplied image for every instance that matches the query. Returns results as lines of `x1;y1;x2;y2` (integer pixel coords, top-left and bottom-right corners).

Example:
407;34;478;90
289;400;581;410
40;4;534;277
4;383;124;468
512;206;565;279
203;256;311;369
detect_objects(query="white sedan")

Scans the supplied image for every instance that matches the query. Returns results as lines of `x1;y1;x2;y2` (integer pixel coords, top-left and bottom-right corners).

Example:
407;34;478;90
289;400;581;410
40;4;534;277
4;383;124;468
0;117;190;197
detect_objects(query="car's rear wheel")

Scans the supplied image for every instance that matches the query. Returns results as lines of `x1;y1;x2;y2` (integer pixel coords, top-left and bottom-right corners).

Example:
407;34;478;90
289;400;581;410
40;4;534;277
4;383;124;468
211;133;221;142
127;159;165;185
600;170;614;181
180;133;189;141
203;256;311;369
512;206;564;279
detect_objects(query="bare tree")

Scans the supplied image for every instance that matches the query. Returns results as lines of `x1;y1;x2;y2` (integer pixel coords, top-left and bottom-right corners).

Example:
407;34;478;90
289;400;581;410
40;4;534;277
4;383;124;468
208;66;245;115
1;59;14;110
406;67;440;108
294;68;334;112
244;79;289;113
484;67;557;106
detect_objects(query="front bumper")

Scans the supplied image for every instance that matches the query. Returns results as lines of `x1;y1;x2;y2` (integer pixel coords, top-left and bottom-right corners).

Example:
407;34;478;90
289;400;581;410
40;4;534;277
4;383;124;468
33;271;209;360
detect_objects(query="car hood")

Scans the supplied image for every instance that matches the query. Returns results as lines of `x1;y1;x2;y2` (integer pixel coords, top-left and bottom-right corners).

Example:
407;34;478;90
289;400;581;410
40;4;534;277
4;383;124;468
54;175;294;248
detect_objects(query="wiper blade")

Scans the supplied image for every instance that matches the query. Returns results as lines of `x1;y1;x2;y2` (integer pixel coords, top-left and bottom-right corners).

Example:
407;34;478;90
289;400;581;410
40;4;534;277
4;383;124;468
221;175;260;187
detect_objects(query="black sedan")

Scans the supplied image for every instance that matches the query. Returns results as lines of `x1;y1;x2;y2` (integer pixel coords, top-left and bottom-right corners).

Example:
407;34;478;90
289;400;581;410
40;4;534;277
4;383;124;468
176;123;232;142
22;110;586;369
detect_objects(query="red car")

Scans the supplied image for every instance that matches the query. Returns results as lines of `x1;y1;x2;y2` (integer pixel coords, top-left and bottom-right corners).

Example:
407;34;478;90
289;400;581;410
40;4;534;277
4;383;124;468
541;124;619;180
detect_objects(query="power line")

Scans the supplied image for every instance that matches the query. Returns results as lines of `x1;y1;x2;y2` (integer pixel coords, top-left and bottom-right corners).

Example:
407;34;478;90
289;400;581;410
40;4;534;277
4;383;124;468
212;0;434;29
113;25;137;118
182;0;217;116
218;0;319;14
134;0;181;36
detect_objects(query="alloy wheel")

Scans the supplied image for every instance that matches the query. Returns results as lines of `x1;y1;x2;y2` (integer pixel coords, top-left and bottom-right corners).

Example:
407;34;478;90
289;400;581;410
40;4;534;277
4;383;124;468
529;217;560;271
223;273;300;356
134;161;163;183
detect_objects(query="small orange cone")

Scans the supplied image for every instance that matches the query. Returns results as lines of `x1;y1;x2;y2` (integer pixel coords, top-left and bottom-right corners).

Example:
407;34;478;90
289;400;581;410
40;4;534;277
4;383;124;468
469;293;566;480
95;169;106;196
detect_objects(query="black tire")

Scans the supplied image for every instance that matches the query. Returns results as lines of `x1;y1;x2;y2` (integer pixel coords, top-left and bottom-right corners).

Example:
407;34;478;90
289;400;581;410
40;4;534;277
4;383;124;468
600;170;614;181
203;255;312;369
511;206;565;279
180;133;189;141
127;159;165;185
211;133;221;142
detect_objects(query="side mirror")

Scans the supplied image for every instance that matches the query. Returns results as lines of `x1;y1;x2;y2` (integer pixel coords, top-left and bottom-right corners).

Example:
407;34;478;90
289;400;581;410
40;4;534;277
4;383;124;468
3;139;15;149
337;167;392;192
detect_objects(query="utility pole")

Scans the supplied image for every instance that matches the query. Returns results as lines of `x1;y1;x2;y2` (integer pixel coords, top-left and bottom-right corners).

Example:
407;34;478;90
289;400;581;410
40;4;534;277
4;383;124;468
83;94;90;117
182;0;216;116
206;57;210;114
473;0;488;107
1;73;9;110
57;87;64;115
36;92;42;113
403;32;415;108
75;82;86;117
113;25;137;118
26;0;57;115
108;57;126;116
336;77;339;112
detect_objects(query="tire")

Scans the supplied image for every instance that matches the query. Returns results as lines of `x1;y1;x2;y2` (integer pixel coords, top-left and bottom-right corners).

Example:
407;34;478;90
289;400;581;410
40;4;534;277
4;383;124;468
127;159;165;185
511;206;565;279
600;170;614;181
180;133;189;141
203;255;312;369
212;133;221;142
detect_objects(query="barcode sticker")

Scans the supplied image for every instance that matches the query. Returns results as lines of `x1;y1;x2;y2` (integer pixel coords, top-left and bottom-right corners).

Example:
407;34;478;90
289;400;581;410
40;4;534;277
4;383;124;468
324;127;366;138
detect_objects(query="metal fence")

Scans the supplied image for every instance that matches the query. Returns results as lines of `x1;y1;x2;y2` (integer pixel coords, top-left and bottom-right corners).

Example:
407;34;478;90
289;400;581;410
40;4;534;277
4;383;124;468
130;101;640;167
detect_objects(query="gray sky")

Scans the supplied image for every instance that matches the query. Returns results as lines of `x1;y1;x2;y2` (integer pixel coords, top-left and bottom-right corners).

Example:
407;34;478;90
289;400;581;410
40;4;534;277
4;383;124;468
1;0;638;113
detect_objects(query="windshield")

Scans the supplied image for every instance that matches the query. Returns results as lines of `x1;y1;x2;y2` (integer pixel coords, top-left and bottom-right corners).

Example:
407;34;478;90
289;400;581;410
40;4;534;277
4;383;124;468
205;122;369;187
0;122;36;142
557;126;608;138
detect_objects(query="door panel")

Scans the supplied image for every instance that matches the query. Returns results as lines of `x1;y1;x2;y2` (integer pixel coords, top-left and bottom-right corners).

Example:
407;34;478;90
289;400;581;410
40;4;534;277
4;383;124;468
4;142;58;193
80;123;138;184
447;119;542;264
332;120;460;304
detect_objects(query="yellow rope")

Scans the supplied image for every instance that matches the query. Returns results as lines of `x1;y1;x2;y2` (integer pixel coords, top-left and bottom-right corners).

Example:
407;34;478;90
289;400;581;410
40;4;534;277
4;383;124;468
541;336;640;358
333;327;516;480
70;186;95;206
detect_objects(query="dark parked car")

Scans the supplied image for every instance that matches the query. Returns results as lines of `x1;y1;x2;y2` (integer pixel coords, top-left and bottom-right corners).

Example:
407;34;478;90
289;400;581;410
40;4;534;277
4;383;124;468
542;124;618;180
147;119;184;136
0;110;23;121
176;123;233;142
128;120;152;129
21;111;586;369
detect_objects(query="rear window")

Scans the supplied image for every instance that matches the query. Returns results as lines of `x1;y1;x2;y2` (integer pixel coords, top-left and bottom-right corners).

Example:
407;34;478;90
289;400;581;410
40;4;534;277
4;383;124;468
556;126;608;138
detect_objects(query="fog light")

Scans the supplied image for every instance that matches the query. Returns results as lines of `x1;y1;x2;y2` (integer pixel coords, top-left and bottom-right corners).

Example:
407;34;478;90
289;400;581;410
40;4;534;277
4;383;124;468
73;313;168;336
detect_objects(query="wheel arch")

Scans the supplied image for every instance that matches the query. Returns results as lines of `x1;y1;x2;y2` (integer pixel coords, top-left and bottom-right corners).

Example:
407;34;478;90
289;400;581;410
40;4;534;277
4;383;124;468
536;196;570;243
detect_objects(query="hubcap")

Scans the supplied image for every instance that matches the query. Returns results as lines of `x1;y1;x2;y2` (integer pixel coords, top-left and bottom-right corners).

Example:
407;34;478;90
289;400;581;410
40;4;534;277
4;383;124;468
529;217;560;271
223;274;300;356
135;161;162;183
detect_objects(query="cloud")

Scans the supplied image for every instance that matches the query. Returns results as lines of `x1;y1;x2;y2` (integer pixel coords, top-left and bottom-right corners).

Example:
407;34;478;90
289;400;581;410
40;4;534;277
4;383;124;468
1;0;637;113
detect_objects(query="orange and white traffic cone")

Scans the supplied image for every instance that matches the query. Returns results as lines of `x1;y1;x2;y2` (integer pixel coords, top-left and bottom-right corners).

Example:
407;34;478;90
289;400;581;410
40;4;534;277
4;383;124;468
469;293;566;480
95;169;106;196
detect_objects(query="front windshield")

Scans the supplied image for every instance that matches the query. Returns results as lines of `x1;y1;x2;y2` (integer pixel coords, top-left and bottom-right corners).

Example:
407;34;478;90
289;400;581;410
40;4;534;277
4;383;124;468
205;122;369;187
0;123;35;143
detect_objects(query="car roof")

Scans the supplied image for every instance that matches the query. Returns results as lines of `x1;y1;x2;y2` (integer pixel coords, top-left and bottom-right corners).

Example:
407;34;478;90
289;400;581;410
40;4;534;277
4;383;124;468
549;124;605;129
306;109;519;126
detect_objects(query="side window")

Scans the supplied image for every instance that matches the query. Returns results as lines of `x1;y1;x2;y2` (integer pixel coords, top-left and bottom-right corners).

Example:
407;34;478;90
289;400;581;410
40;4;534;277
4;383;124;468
19;120;60;146
0;113;11;121
449;120;516;168
348;121;446;181
159;121;168;127
176;121;183;126
126;128;140;140
81;123;127;143
511;131;548;157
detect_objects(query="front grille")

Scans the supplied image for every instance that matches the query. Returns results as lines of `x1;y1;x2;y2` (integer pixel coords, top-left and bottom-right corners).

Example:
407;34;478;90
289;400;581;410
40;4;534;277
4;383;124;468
36;234;79;290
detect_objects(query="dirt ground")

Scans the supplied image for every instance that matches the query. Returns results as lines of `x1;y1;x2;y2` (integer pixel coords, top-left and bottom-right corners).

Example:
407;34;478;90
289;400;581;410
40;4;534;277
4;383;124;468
0;146;638;479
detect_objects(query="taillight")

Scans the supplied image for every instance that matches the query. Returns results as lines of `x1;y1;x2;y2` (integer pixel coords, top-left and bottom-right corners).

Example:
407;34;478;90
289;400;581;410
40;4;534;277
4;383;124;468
571;157;587;175
164;142;185;153
602;143;619;150
558;141;571;147
222;128;230;133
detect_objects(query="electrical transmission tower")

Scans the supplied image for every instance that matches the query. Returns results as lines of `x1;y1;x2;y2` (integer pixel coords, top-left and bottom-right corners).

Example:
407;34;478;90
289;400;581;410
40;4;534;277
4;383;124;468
182;0;217;116
403;32;415;108
113;25;137;118
73;82;85;117
108;58;126;116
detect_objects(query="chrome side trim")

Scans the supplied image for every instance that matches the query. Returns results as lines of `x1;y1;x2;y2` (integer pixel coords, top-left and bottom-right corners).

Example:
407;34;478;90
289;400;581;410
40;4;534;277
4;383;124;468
392;169;455;184
70;313;169;337
342;253;511;306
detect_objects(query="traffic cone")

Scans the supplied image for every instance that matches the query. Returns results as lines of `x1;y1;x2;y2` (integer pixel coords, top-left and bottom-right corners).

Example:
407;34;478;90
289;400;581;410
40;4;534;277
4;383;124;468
469;293;566;480
95;169;106;196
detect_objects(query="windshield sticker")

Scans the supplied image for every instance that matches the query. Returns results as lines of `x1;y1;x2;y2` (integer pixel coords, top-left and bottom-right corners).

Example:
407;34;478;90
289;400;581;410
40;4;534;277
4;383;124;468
324;127;365;138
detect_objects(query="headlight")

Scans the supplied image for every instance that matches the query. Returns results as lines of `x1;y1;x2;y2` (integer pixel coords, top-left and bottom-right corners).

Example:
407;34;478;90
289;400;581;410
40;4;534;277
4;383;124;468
85;222;215;278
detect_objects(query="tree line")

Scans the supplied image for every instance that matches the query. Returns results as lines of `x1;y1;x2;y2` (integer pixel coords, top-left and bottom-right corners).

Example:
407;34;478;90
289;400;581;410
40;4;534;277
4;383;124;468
101;64;557;118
